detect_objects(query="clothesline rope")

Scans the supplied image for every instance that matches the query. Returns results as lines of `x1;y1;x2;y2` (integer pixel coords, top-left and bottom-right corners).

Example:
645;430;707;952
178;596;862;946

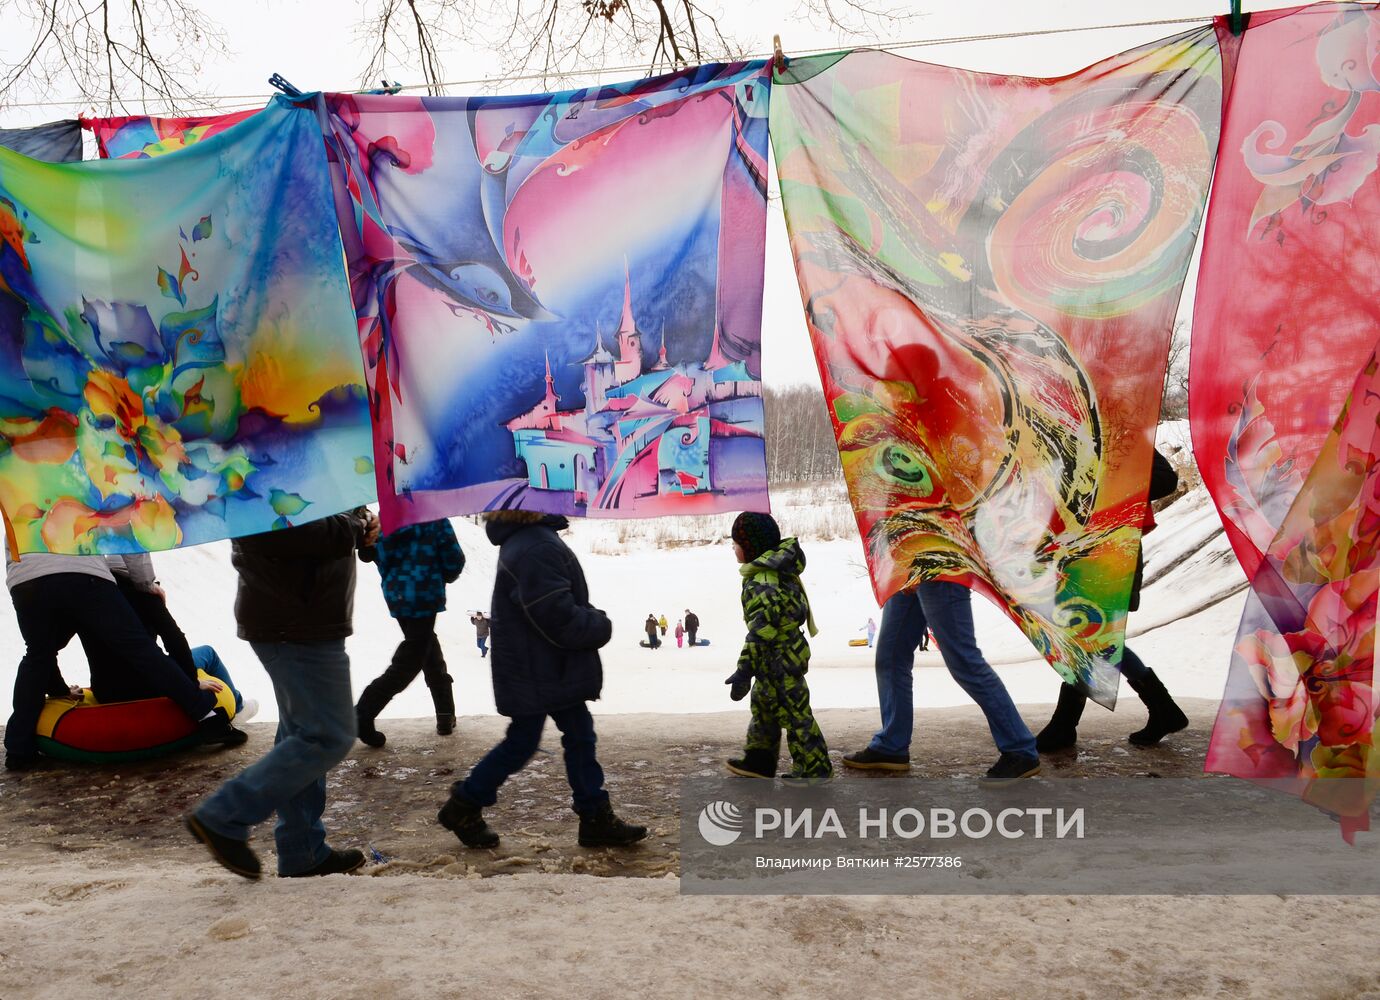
1;12;1220;115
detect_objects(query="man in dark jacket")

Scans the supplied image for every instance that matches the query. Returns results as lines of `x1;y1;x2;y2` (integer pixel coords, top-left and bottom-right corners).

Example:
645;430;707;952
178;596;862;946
437;511;646;850
684;608;699;648
186;507;379;880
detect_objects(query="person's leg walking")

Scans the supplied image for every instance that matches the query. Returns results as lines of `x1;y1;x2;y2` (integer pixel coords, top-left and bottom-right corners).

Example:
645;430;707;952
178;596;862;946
1121;645;1188;746
869;592;926;757
550;704;609;816
781;673;831;778
356;615;435;723
422;632;456;734
266;641;356;874
457;715;546;806
194;641;355;860
917;582;1037;759
1117;645;1151;684
728;671;781;777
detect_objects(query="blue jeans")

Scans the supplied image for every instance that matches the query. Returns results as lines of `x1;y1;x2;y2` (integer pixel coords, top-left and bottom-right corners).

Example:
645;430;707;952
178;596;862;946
195;640;355;875
870;582;1037;759
191;645;243;713
457;704;609;817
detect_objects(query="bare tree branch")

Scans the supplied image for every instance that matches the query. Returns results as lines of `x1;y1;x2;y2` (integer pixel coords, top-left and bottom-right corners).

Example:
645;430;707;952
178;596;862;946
0;0;226;114
356;0;917;94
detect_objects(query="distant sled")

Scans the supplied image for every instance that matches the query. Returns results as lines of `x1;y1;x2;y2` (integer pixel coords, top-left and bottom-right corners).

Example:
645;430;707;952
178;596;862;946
848;639;869;647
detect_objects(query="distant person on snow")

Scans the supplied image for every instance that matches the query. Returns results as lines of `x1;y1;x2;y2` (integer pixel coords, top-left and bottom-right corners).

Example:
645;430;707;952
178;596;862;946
657;613;668;637
684;608;699;648
722;512;831;784
1035;448;1188;752
644;613;661;649
861;617;876;648
471;611;490;658
355;518;466;746
437;511;646;850
675;619;685;648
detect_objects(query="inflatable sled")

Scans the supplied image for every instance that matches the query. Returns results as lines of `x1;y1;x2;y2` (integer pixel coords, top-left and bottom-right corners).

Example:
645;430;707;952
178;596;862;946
848;639;870;647
35;669;237;764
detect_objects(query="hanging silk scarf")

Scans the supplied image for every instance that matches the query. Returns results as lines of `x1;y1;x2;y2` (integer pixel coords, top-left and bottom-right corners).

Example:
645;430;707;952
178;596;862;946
1195;3;1380;842
0;120;83;162
0;96;374;555
87;109;259;159
321;62;772;531
772;33;1223;704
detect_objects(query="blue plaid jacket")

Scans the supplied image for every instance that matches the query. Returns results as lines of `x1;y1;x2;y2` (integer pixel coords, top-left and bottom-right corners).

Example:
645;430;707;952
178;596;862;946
360;519;465;619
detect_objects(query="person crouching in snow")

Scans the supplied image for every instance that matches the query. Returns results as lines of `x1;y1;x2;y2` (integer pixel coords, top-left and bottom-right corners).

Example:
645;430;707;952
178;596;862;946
437;511;646;849
723;512;832;784
355;518;466;745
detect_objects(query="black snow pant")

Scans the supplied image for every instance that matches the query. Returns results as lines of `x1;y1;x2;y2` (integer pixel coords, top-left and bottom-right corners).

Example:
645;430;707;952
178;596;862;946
356;614;454;720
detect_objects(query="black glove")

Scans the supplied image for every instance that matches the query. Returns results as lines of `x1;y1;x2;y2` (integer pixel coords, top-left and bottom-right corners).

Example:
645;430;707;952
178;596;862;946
724;667;752;702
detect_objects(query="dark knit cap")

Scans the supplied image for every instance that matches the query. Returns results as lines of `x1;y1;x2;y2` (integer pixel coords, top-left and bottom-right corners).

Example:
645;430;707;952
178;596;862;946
731;511;781;562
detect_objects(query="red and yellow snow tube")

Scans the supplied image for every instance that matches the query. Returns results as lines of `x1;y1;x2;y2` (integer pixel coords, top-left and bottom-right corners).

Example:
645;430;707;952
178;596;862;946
35;669;237;763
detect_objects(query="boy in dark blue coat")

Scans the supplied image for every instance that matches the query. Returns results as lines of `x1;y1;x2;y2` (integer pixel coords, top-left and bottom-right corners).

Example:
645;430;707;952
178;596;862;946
355;518;465;745
437;510;646;849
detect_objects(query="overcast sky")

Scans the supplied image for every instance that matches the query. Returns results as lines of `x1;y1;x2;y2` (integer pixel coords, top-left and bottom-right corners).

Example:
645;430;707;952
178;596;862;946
0;0;1259;387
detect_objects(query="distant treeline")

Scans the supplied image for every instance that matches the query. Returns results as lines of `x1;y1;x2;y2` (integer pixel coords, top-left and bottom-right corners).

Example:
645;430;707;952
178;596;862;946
763;385;843;485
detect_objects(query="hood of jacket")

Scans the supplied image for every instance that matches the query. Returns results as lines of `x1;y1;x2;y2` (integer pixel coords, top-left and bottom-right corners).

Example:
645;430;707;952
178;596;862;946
485;514;569;547
741;536;806;579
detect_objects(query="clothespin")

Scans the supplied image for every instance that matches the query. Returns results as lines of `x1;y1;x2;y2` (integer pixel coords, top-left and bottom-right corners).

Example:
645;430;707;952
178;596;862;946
1229;0;1250;36
268;73;303;97
773;34;787;75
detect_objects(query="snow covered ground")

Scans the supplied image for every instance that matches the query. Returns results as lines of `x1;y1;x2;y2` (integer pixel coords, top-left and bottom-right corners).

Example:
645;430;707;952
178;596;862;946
0;428;1248;726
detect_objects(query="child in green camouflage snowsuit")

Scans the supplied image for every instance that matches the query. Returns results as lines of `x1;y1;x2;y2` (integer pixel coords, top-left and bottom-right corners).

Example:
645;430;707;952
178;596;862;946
723;512;832;781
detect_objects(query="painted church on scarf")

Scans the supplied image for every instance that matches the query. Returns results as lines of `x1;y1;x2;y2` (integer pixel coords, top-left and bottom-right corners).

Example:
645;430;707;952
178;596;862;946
504;263;761;511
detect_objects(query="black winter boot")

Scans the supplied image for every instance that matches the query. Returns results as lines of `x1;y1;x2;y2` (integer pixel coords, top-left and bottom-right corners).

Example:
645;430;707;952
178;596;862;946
1035;683;1088;753
726;748;777;779
355;708;386;748
578;803;648;848
1126;669;1188;746
430;676;456;736
438;794;500;848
